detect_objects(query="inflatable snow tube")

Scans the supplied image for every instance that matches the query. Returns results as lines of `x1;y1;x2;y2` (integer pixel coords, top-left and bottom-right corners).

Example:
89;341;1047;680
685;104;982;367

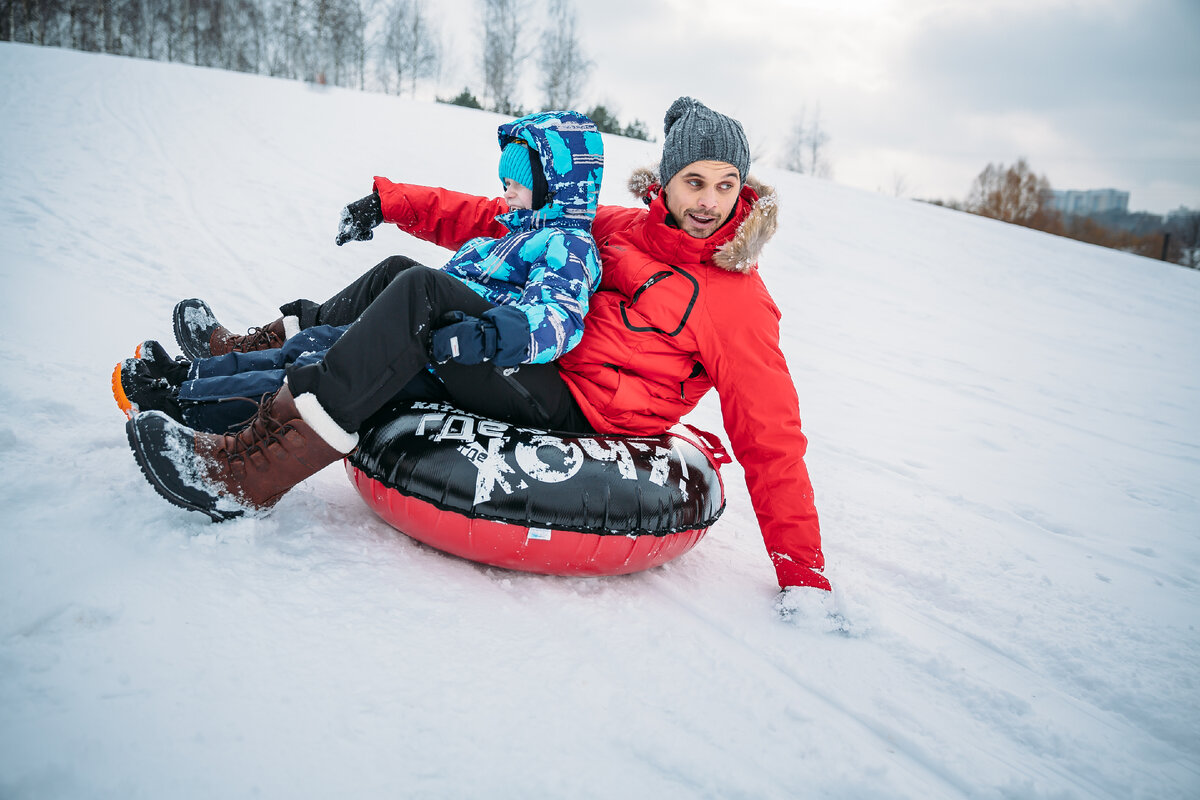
346;401;729;576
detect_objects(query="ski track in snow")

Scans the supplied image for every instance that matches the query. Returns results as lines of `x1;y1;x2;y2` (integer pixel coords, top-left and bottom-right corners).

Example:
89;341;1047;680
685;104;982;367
1;43;1199;799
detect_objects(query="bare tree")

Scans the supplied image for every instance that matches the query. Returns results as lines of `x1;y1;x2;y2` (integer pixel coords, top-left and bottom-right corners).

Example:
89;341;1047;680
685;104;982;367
230;0;269;73
783;104;832;178
271;0;311;79
68;0;100;51
380;0;438;96
1167;209;1200;269
159;0;185;62
537;0;588;110
98;0;112;52
311;0;333;79
966;158;1051;227
478;0;527;114
310;0;367;85
345;0;369;89
0;0;430;100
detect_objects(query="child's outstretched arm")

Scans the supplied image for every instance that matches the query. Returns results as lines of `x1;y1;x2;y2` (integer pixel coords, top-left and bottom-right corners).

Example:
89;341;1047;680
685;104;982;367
373;178;510;250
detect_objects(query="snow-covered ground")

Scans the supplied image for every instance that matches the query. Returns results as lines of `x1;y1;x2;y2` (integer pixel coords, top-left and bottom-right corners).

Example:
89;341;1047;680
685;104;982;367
1;43;1198;799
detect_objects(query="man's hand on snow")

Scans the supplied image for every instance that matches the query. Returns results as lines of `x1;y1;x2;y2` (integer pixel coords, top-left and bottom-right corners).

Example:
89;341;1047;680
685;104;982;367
775;585;854;635
335;191;384;246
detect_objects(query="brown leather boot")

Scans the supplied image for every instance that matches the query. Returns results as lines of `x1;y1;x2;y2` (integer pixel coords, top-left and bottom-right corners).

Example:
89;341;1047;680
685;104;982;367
207;318;288;357
126;383;356;520
174;298;296;359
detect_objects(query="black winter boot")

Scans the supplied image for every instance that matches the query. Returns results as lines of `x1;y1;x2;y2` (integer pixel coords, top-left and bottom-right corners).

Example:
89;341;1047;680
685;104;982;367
135;340;191;386
174;298;294;359
112;358;184;422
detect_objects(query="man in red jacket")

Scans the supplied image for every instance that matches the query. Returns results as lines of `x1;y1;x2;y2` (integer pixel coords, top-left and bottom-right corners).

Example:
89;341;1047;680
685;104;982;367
129;97;832;599
561;97;830;595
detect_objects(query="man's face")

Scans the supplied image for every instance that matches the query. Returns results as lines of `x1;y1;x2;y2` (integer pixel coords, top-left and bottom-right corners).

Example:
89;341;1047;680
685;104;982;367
503;178;534;211
664;160;742;238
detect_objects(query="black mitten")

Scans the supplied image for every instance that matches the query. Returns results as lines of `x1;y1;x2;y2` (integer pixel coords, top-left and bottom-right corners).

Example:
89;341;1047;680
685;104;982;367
335;191;384;246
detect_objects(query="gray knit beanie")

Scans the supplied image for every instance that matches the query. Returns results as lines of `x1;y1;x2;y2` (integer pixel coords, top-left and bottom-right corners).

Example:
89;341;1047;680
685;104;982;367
659;96;751;188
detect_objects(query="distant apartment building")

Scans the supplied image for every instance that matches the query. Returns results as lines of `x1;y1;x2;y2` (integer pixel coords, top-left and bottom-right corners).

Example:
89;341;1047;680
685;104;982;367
1043;188;1130;216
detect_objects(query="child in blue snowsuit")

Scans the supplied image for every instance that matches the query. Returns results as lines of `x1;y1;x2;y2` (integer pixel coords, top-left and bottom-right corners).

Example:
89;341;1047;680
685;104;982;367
116;110;605;433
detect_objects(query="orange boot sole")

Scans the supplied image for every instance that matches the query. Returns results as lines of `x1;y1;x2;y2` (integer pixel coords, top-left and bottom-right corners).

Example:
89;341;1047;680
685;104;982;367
112;361;135;420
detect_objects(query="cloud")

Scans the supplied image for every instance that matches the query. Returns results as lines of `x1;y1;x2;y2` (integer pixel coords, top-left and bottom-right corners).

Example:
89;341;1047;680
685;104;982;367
883;0;1200;208
901;1;1200;116
434;0;1200;212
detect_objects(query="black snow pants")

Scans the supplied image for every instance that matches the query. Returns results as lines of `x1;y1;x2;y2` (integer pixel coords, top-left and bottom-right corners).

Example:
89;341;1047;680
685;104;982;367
282;256;594;435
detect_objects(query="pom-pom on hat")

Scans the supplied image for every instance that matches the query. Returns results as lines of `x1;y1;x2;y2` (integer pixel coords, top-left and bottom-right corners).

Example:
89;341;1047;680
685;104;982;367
499;141;535;190
659;96;750;189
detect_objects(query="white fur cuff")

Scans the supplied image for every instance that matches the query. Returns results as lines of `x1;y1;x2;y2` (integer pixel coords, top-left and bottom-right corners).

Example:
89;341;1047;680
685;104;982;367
282;315;301;340
291;389;359;454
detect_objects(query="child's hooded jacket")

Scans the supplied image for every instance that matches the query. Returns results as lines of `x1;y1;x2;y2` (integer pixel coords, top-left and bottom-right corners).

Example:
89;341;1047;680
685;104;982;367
374;110;604;365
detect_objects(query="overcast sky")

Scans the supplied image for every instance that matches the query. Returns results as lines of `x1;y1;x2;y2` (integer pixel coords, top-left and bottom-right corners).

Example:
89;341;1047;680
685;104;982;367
428;0;1199;215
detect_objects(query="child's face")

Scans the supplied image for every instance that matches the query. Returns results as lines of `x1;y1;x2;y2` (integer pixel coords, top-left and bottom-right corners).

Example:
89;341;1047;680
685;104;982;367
503;178;534;211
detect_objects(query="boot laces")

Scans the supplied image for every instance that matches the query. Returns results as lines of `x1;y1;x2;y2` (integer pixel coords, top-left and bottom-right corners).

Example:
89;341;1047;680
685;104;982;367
219;393;292;463
234;326;283;352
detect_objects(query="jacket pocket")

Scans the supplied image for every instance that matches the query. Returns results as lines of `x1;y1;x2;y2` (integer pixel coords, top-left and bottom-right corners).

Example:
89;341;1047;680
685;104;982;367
619;265;699;338
679;361;707;401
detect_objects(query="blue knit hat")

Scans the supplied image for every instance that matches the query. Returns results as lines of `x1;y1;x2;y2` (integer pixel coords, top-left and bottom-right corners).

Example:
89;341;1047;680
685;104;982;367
499;141;535;190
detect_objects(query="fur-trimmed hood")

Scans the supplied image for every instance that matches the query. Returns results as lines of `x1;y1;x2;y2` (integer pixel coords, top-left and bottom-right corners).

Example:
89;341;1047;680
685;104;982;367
626;166;778;273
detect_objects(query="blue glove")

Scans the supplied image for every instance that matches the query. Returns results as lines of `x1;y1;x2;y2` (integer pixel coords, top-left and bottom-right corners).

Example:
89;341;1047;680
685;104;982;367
431;312;499;365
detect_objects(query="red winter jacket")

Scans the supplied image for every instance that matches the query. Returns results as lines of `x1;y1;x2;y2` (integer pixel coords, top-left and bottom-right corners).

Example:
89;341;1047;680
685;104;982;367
376;175;829;592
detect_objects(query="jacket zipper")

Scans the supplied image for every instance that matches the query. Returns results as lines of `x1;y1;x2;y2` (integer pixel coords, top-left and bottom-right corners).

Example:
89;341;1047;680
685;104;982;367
498;367;550;420
680;362;703;400
629;270;674;305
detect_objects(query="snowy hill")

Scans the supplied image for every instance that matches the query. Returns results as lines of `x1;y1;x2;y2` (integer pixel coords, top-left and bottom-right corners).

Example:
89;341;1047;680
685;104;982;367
1;43;1198;799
